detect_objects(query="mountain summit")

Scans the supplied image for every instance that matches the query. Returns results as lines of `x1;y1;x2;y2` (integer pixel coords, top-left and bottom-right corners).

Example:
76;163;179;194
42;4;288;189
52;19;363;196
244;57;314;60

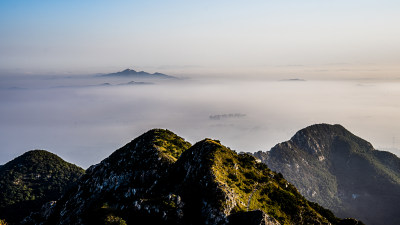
0;150;84;224
254;123;400;225
25;129;361;225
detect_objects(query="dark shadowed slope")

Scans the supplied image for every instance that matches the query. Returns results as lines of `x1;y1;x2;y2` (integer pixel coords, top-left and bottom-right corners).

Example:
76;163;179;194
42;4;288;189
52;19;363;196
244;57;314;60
0;150;84;224
253;124;400;225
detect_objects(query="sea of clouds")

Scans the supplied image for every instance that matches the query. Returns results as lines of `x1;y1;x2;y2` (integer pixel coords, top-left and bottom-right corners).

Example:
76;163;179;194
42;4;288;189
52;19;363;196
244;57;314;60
1;74;399;168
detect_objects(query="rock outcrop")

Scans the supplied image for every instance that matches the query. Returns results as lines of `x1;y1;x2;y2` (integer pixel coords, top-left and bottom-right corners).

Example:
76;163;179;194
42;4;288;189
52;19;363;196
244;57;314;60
25;128;361;225
254;124;400;225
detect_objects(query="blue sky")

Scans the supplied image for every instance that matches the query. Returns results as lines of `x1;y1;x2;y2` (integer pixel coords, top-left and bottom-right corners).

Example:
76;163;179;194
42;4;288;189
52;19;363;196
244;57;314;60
1;1;400;167
1;0;400;76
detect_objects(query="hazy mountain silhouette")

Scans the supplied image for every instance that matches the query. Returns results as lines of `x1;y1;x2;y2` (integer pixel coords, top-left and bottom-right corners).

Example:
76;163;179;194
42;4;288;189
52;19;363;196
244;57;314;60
99;69;177;79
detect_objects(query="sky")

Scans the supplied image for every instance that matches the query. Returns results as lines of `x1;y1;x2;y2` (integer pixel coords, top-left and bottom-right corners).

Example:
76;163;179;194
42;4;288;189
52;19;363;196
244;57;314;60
1;0;400;77
1;1;400;168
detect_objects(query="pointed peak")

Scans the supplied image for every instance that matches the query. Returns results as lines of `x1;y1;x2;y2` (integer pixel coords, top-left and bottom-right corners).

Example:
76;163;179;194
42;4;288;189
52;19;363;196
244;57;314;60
175;139;236;171
142;128;180;138
185;138;225;155
104;129;191;165
139;129;192;156
122;68;136;72
196;138;223;147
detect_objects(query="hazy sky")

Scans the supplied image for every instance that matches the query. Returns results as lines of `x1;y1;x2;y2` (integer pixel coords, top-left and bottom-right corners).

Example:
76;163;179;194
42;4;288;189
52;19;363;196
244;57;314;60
1;1;400;168
1;0;400;77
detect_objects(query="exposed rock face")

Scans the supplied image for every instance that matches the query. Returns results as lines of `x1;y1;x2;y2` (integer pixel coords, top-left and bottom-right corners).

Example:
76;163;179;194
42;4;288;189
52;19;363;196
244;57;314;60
173;139;349;225
30;129;191;225
253;124;400;225
0;150;84;225
26;128;361;225
22;201;57;224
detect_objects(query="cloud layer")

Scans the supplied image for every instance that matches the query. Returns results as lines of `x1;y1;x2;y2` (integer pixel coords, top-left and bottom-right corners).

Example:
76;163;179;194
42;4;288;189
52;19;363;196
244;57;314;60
1;75;400;168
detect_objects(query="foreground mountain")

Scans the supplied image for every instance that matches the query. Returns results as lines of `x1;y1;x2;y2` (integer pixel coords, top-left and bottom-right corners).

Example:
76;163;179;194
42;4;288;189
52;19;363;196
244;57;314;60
0;150;84;224
100;69;177;79
253;124;400;225
25;129;361;225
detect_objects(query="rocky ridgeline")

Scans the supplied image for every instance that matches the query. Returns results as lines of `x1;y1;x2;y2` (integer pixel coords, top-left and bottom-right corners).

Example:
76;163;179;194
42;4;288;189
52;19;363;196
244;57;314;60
254;124;400;225
23;128;361;225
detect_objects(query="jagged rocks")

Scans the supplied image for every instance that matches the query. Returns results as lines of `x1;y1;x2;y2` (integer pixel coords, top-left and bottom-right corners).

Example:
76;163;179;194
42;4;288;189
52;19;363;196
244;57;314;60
37;129;191;225
254;123;400;225
22;201;57;225
28;128;362;225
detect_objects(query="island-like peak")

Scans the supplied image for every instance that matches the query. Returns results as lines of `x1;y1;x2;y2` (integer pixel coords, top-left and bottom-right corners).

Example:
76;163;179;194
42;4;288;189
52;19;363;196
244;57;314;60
122;68;136;73
100;68;177;79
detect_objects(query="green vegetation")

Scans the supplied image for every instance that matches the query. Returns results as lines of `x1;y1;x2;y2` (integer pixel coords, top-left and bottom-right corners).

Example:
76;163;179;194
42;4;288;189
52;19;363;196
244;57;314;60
107;129;192;166
30;129;192;225
87;202;129;225
256;124;399;225
0;150;84;224
104;215;127;225
24;128;362;225
151;129;192;161
201;139;338;224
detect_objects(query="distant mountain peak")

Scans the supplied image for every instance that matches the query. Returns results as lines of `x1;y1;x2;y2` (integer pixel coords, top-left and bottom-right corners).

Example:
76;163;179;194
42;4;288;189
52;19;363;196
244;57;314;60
288;123;374;155
122;68;136;72
292;123;347;140
253;123;400;225
100;68;178;79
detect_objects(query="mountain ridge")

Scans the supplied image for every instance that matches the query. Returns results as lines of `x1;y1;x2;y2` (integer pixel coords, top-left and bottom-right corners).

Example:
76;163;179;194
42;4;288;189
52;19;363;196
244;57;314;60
253;123;400;225
99;69;177;79
23;129;362;225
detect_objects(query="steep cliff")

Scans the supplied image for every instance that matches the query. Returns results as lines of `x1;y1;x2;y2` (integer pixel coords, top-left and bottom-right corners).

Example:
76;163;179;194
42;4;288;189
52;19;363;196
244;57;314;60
254;124;400;225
